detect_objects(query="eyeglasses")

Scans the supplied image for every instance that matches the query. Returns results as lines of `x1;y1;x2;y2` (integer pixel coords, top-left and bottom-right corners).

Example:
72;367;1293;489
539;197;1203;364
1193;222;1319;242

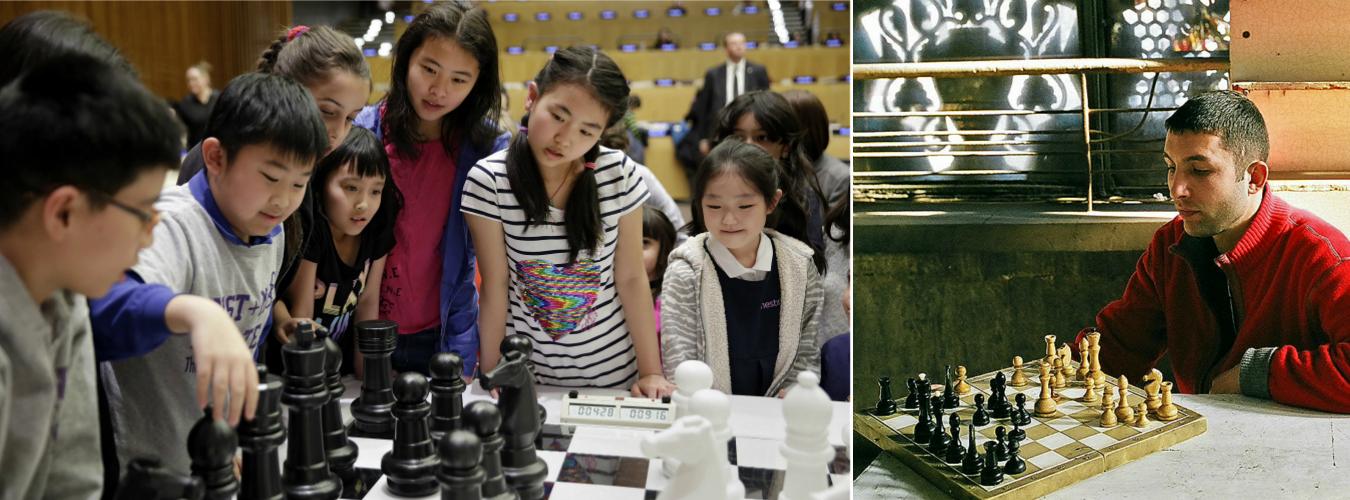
86;190;158;227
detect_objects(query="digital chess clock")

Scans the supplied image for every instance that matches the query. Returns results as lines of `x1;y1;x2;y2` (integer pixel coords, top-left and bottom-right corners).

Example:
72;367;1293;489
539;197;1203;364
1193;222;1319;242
560;391;677;429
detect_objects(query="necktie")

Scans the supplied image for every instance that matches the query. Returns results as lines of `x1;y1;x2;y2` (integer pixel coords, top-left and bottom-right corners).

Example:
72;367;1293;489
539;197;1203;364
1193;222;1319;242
731;64;741;104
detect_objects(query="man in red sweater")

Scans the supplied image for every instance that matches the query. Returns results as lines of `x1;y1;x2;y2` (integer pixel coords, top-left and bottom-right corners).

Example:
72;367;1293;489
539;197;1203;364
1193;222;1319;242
1080;90;1350;413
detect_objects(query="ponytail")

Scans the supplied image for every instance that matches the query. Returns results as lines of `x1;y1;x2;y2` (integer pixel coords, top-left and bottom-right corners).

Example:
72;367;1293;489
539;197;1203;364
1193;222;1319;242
504;118;603;263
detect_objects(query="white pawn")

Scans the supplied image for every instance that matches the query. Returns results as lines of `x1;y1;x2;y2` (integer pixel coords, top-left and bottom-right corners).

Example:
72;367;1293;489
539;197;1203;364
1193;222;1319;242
641;415;727;500
664;360;715;477
780;372;836;500
689;388;743;500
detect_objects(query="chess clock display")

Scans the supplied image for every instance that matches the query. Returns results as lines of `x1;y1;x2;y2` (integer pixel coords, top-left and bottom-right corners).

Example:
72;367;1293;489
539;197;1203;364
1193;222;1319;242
561;391;677;429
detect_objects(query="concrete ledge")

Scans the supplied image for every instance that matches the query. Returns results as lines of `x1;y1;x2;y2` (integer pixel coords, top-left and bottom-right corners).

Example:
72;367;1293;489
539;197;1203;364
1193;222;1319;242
856;203;1173;253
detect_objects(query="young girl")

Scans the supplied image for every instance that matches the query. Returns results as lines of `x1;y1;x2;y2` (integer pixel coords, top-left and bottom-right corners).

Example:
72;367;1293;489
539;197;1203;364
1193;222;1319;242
284;127;401;375
642;206;677;337
714;90;828;273
462;46;674;397
661;139;822;397
354;2;508;375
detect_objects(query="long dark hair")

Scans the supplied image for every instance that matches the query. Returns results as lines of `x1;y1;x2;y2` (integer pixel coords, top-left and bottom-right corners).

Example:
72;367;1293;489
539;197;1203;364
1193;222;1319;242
689;139;781;236
385;1;502;159
642;206;677;295
311;127;403;245
507;46;630;263
257;25;370;88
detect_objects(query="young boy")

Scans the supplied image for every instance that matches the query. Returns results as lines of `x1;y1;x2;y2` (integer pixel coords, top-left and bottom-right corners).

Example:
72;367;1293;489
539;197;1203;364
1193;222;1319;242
91;71;329;474
0;54;183;497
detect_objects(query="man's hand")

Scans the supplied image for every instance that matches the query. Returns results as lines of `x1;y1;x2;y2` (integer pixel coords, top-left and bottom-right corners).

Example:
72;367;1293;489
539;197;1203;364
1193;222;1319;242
632;373;676;398
1209;364;1241;394
170;295;260;426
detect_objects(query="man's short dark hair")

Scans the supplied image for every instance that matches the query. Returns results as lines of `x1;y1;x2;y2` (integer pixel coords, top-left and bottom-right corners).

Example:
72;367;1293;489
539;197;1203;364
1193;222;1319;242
1165;90;1270;176
203;72;328;167
0;53;182;229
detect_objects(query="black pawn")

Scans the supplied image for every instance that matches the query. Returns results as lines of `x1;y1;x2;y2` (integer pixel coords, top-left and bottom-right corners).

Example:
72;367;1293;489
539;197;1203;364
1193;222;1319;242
942;414;964;464
1012;392;1032;426
980;442;1004;486
912;392;933;443
430;352;467;441
436;430;486;500
281;322;341;498
238;366;283;500
960;423;981;474
927;395;948;454
903;378;919;409
874;376;897;415
479;335;549;500
187;406;238;500
321;331;358;479
115;458;204;500
351;320;397;438
941;366;959;409
382;372;440;496
971;394;991;426
989;373;1010;419
992;426;1008;461
463;401;517;500
1009;411;1027;443
1003;437;1026;475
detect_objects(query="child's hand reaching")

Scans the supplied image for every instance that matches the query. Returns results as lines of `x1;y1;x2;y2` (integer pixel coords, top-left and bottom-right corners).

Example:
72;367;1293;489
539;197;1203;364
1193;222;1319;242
274;317;315;346
168;295;260;427
632;373;676;398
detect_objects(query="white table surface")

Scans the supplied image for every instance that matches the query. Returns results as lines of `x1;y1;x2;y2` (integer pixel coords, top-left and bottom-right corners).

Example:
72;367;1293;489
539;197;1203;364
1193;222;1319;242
854;394;1350;499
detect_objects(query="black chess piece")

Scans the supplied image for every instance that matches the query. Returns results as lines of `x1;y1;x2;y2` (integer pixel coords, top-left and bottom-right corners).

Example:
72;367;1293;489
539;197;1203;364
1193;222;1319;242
903;378;919;409
351;319;398;438
980;442;1004;486
436;430;486;500
912;391;933;443
281;322;341;498
187;406;238;500
430;352;467;441
1015;392;1033;426
1003;437;1026;475
874;376;897;415
383;372;440;496
463;401;517;500
480;335;549;500
992;426;1008;462
927;395;948;454
943;413;964;464
990;373;1011;419
942;365;959;409
960;423;981;474
971;394;991;426
1009;407;1027;443
238;365;284;500
116;458;204;500
320;330;358;481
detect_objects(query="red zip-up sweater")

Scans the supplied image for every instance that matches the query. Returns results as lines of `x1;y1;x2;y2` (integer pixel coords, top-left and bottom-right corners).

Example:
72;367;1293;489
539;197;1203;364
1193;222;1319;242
1078;190;1350;413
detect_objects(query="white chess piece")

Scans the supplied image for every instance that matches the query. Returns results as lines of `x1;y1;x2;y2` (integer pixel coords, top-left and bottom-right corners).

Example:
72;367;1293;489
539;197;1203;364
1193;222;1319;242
780;372;836;500
641;415;727;500
689;388;743;500
811;420;850;500
665;360;716;476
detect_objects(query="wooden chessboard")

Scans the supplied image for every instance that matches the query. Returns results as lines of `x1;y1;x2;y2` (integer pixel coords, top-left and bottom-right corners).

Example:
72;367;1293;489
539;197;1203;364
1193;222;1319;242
853;359;1206;499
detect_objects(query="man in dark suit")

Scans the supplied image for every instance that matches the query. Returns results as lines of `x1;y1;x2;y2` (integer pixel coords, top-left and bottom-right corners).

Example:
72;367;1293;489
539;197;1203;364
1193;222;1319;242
677;32;771;175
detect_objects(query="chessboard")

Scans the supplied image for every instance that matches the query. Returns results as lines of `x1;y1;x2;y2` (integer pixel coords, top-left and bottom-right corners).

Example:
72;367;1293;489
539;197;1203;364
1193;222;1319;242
854;359;1206;500
331;384;853;500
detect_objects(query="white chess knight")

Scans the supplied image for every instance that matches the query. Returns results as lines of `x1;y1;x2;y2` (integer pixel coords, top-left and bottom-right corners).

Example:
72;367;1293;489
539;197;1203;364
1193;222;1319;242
664;360;715;477
640;415;737;500
780;372;836;500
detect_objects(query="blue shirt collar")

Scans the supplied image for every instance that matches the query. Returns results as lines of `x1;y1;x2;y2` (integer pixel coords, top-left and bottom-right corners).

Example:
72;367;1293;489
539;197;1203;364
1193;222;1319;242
188;170;282;246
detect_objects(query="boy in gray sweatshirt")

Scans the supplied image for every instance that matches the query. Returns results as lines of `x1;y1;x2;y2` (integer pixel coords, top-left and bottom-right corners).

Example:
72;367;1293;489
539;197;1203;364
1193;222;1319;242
0;54;185;497
91;72;328;475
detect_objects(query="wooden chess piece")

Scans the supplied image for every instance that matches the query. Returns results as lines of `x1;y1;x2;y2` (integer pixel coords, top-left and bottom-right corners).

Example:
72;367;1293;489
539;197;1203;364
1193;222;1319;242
1076;338;1090;381
1088;331;1106;387
1051;356;1067;389
1143;368;1163;413
1114;384;1135;423
1081;376;1099;403
1156;381;1179;421
1099;395;1118;427
1132;403;1149;427
1058;344;1074;381
954;366;972;395
1034;362;1058;417
1043;335;1057;360
1009;357;1028;387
